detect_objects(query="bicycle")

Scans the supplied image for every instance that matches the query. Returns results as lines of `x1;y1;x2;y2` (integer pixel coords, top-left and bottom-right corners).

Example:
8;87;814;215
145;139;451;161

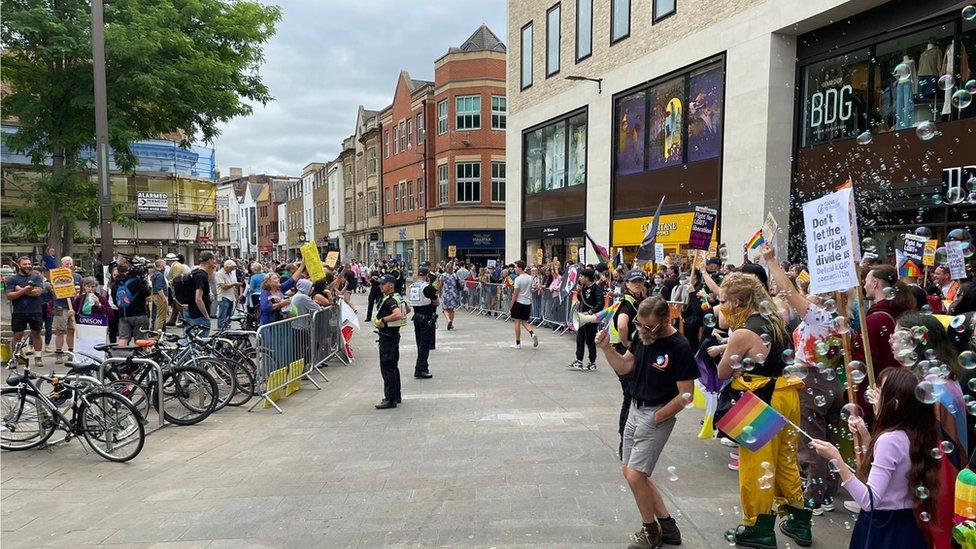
1;362;146;462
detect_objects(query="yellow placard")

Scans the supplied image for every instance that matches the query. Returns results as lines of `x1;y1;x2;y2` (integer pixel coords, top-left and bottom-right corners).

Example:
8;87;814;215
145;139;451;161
300;242;326;281
570;246;579;262
286;359;304;396
448;245;457;258
324;251;340;269
49;267;77;299
612;212;716;248
923;239;939;267
535;248;544;264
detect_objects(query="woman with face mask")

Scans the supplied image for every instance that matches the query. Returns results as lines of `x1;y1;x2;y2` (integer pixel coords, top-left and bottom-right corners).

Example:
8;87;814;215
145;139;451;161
718;272;810;548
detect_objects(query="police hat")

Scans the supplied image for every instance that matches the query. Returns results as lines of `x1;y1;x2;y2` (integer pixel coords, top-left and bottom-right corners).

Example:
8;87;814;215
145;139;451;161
624;269;647;282
378;274;396;285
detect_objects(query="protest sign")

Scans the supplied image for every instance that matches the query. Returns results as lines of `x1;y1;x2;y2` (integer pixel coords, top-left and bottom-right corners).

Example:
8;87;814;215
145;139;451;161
688;206;717;250
947;241;967;280
923;240;939;266
802;190;859;294
487;259;497;269
535;248;544;264
764;212;780;260
577;246;586;265
654;243;665;264
324;250;340;270
74;314;109;361
49;267;78;299
903;234;926;263
300;242;326;281
448;245;457;258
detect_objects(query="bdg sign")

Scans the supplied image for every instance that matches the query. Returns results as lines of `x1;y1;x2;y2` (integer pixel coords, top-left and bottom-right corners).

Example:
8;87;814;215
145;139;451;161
137;192;168;214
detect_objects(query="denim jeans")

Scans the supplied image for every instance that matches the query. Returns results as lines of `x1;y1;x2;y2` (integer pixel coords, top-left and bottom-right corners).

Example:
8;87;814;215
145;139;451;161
894;80;914;130
217;298;235;329
181;312;211;339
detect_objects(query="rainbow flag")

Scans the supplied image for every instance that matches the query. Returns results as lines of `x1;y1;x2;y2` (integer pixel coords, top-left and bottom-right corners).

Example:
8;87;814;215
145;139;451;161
746;229;765;250
956;468;976;524
715;391;788;452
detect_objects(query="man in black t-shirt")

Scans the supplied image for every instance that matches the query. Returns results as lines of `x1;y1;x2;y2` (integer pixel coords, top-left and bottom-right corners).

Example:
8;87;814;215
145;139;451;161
6;256;46;365
569;268;605;371
596;296;697;549
184;252;217;337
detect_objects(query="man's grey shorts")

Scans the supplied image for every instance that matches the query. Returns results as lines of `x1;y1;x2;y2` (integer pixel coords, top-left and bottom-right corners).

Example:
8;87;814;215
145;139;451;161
118;315;149;340
621;403;677;476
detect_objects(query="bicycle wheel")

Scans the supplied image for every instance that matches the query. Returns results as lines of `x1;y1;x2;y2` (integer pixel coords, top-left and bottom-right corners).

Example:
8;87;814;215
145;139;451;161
156;366;217;426
228;360;255;407
190;357;236;411
0;387;57;450
104;379;151;419
79;391;146;462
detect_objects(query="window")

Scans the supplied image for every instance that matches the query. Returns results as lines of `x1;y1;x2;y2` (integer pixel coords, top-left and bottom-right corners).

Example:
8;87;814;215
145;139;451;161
546;4;561;77
456;95;481;130
437;100;448;134
801;50;871;147
407;180;414;210
406;118;413;148
399;182;407;211
384;130;390;157
385;188;391;215
345;199;352;223
491;162;506;202
417;177;425;209
491;96;507;130
438;164;449;205
576;0;592;62
611;0;630;43
393;125;399;154
394;184;400;213
367;147;377;175
521;23;534;90
416;114;424;143
368;190;377;218
653;0;676;22
399;121;407;151
456;162;481;203
524;111;588;195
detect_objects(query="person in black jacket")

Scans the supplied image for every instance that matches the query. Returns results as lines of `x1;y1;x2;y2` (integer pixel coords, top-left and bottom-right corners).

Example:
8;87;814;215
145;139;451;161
569;268;605;371
365;267;383;321
112;254;151;346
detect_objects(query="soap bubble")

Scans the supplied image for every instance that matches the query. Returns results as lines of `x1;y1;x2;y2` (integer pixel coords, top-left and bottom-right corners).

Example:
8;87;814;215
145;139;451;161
896;349;918;367
760;333;771;346
828;459;841;473
965;5;976;20
953;90;974;110
924;348;938;361
742;425;757;445
916;120;939;141
833;316;850;334
823;298;837;314
883;287;896;300
932;446;944;460
814;395;827;407
969;401;976;416
704;313;716;328
933;194;944;205
781;349;795;365
893;62;912;83
791;364;808;381
915;226;933;238
942;440;955;455
946;186;966;205
938;74;955;91
656;355;666;366
682;392;694;409
967;79;976;93
668;465;679;481
840;403;862;421
849;361;866;384
935;246;949;265
915;380;939;404
917;485;930;500
920;511;931;522
952;315;969;333
968;378;976;392
948;228;973;244
960;351;976;370
729;354;742;370
742;357;755;372
856;131;872;145
861;237;876;252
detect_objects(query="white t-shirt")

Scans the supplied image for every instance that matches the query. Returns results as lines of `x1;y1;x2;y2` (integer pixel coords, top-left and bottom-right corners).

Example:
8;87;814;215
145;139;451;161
214;269;238;302
514;273;533;305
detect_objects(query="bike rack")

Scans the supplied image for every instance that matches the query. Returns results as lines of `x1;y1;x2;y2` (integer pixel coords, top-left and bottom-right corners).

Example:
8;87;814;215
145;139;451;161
98;357;166;434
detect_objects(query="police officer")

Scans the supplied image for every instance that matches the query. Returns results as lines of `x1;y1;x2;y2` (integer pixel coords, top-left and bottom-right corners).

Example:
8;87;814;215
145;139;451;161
373;274;406;409
365;265;383;321
408;266;438;379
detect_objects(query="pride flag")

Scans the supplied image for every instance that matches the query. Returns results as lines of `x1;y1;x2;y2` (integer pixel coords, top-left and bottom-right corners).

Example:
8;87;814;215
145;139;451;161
584;231;612;265
955;465;976;524
746;229;765;250
715;391;788;452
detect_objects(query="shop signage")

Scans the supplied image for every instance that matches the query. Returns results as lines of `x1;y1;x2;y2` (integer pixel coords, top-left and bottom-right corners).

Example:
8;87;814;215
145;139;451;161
175;223;196;242
137;191;168;213
688;207;718;251
542;226;561;236
802;189;859;294
612;212;705;247
809;80;854;132
471;233;494;246
398;228;407;240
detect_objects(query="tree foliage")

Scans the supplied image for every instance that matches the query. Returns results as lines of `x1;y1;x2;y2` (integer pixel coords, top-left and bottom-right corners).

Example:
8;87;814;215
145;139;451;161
1;0;281;254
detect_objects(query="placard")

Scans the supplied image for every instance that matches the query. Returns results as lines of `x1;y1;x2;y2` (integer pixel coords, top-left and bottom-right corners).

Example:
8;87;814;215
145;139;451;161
802;190;859;294
902;233;926;263
535;248;544;264
654;243;665;264
947;241;967;280
324;250;340;270
487;259;497;269
688;206;717;250
300;242;326;281
73;314;109;361
448;245;457;258
578;246;586;265
923;239;939;267
49;267;78;299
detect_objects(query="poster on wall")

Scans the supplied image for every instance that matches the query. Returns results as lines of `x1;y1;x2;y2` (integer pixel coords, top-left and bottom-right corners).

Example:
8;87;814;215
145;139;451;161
615;91;645;176
688;65;724;162
648;78;684;170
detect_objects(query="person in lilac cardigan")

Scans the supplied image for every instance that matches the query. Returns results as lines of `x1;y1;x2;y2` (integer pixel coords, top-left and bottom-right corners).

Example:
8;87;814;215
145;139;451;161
73;277;113;322
810;368;941;548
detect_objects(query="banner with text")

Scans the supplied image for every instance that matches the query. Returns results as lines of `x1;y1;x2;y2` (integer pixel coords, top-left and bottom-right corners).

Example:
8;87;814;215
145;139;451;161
947;241;967;280
802;190;859;294
300;242;326;281
688;206;718;250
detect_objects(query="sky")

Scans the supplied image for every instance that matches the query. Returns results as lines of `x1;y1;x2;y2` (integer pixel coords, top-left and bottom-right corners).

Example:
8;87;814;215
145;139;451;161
213;0;508;178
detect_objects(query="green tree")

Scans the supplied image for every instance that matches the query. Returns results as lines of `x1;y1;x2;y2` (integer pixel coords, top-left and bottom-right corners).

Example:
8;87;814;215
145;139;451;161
1;0;281;256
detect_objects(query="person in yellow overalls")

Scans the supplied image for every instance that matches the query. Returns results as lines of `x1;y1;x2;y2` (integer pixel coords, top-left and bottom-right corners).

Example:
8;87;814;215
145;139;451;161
714;272;810;549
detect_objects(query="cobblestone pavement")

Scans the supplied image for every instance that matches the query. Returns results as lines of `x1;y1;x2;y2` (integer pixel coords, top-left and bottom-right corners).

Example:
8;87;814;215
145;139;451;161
0;294;854;547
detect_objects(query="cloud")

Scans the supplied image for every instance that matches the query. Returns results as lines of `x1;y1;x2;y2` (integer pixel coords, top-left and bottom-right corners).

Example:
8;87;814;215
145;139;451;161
213;0;507;177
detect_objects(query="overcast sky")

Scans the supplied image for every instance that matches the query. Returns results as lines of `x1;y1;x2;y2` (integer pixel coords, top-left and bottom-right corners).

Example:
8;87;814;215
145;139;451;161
213;0;507;178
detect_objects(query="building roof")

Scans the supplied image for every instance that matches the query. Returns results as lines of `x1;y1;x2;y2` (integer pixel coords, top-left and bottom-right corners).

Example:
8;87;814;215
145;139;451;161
449;24;506;53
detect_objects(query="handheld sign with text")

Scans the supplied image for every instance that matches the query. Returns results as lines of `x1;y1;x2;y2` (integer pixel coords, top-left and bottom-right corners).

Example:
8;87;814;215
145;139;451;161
903;233;927;263
448;245;457;258
947;241;967;280
923;240;939;267
324;251;340;270
300;242;326;281
49;267;78;299
688;206;718;251
802;189;859;294
535;248;544;264
654;243;665;264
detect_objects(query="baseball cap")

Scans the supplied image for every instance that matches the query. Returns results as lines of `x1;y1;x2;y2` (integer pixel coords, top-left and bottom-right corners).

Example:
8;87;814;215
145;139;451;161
378;274;396;284
624;270;647;282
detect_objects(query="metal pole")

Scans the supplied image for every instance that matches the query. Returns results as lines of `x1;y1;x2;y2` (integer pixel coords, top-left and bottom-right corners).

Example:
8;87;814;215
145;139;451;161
92;0;112;265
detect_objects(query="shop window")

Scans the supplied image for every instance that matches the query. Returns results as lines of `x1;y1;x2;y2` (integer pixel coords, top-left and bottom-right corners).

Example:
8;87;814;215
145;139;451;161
521;23;534;90
438;164;449;205
456;162;481;203
687;64;723;162
491;161;506;203
524;112;588;195
546;4;561;77
576;0;592;62
801;50;870;146
648;77;684;170
568;113;587;186
615;90;645;176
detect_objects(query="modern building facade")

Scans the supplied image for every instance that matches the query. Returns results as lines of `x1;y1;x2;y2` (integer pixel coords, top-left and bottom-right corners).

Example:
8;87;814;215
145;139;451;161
506;0;976;265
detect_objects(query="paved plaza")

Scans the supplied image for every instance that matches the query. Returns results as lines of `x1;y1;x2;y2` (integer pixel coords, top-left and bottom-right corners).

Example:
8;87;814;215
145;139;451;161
1;295;854;547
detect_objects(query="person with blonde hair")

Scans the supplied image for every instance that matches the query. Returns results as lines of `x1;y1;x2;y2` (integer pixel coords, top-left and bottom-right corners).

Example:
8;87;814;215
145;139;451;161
716;271;810;548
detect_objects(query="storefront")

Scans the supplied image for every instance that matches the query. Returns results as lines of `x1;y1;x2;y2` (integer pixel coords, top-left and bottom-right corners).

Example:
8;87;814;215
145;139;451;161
610;55;725;254
441;230;504;266
790;1;976;260
521;107;588;263
382;225;424;275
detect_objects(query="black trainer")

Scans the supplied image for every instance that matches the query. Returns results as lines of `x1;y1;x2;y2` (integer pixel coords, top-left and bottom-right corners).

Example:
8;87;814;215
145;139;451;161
659;516;682;545
374;399;396;409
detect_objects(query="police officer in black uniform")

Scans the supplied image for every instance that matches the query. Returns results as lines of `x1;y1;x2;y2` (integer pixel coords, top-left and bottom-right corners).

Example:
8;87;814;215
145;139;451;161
365;265;383;321
408;266;438;379
373;274;405;409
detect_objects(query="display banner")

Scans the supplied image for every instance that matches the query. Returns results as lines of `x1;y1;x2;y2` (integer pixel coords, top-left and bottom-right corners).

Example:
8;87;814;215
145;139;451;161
687;206;717;250
74;314;109;361
802;190;859;294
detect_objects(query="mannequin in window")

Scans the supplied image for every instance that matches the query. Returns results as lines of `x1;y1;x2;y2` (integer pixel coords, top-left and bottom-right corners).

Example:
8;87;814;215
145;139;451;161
894;52;917;130
917;39;942;97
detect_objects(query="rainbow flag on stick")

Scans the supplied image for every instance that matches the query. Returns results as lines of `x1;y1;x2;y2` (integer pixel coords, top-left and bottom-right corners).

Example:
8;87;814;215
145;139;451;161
746;229;765;250
715;391;789;452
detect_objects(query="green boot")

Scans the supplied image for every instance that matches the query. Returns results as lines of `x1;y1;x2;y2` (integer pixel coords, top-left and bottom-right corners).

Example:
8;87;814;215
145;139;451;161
726;513;776;549
779;505;813;547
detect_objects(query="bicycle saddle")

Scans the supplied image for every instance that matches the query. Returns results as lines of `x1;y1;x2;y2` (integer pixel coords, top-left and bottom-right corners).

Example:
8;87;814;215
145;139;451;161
134;339;157;348
93;343;119;351
65;362;99;374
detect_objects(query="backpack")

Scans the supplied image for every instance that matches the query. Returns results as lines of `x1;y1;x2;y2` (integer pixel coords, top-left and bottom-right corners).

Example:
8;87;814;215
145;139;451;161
115;276;140;311
453;274;463;292
172;269;200;306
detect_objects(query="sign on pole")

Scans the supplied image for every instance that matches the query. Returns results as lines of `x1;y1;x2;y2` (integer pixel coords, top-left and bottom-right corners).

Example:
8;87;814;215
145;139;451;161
687;206;718;250
136;191;168;214
923;240;939;266
300;242;326;281
654;243;665;264
448;245;457;258
903;233;926;264
802;190;860;294
535;248;544;264
324;251;340;269
49;267;78;299
947;241;967;280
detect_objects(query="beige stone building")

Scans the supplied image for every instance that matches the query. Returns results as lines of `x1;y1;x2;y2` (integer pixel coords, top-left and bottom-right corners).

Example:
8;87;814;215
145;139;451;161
341;106;384;263
506;0;976;264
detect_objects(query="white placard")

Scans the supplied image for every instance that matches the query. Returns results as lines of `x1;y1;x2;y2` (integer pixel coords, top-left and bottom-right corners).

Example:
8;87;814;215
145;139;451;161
947;241;967;280
802;190;859;294
578;246;586;266
654;243;665;264
73;314;109;361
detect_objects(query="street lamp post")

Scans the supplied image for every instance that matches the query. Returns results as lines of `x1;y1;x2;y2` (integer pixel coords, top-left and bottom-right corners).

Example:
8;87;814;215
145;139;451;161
92;0;113;264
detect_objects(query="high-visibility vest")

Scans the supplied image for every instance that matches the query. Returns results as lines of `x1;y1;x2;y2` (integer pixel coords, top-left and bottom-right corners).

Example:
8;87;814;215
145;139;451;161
407;281;432;307
381;293;408;327
608;294;638;345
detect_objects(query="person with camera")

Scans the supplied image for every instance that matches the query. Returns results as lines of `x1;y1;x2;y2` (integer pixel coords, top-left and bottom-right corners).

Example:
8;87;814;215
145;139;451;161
112;254;152;346
408;266;438;379
6;256;46;367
